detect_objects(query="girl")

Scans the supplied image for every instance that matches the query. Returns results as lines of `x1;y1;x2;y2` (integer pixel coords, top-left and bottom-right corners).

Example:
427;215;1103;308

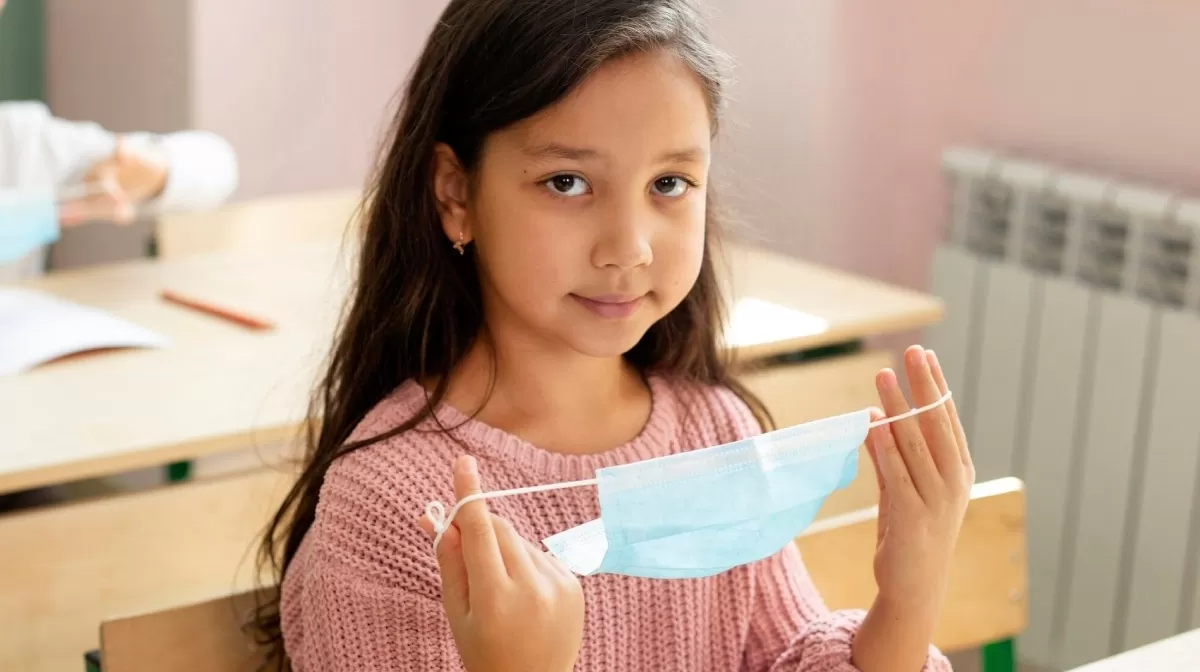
258;1;972;670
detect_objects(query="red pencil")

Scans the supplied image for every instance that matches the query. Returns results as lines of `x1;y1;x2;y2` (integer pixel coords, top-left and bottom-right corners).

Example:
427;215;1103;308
160;289;275;331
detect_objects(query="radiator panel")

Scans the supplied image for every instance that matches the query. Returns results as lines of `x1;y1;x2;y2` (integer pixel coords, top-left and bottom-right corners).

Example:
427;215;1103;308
1016;278;1095;665
969;260;1038;482
927;245;983;430
933;147;1200;669
1121;310;1200;650
1059;294;1154;669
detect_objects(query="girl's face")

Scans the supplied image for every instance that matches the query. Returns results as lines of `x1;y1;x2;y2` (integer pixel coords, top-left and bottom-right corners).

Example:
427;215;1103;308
435;50;712;359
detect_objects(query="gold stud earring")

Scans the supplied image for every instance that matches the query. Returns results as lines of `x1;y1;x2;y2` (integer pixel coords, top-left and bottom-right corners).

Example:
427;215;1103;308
453;233;466;255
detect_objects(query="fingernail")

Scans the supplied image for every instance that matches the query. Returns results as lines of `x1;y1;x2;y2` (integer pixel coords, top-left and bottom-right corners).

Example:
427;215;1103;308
465;455;478;477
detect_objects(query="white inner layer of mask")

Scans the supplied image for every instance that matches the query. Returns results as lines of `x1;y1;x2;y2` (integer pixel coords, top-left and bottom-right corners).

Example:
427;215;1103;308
543;518;608;575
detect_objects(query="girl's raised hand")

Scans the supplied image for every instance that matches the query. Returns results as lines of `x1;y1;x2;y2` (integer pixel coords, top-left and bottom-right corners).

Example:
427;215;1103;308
420;456;584;672
855;346;973;671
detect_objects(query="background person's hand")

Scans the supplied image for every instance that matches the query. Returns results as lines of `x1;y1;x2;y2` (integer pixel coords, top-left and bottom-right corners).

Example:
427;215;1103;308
420;456;585;672
58;139;167;227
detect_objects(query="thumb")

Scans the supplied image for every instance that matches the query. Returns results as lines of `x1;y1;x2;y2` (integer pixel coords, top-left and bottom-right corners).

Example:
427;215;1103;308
419;514;469;619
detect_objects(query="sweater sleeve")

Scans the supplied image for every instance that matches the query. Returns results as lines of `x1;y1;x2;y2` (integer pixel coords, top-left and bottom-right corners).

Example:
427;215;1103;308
280;455;464;672
741;544;951;672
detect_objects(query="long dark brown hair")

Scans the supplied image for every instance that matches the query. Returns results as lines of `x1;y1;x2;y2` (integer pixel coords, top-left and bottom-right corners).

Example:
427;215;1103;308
254;0;772;666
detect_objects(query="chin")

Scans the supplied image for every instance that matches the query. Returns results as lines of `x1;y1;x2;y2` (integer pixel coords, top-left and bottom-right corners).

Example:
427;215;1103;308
562;323;654;359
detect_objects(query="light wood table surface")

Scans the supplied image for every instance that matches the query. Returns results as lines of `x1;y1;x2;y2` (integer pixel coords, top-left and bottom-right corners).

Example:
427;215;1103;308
0;239;941;496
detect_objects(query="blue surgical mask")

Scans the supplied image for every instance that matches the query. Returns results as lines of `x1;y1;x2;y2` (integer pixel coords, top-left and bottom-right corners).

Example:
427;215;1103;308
0;188;60;266
426;391;951;579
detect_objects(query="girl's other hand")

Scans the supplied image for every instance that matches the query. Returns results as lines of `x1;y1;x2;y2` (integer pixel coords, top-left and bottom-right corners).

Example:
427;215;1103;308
855;346;973;671
420;455;585;672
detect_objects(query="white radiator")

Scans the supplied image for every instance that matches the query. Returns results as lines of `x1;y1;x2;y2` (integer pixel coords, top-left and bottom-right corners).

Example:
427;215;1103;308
927;148;1200;670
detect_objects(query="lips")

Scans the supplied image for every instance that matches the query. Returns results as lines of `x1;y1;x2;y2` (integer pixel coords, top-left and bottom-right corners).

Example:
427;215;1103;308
571;293;645;319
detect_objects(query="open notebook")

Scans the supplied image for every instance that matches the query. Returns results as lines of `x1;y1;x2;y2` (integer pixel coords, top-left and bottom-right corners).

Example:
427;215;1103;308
0;288;168;377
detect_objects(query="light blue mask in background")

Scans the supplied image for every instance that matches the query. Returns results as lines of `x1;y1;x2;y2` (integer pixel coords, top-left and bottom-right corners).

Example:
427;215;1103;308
0;188;60;266
427;390;951;580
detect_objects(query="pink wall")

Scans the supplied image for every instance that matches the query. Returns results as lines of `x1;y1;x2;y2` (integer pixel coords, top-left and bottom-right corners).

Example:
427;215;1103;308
781;0;1200;291
45;0;1200;286
45;0;191;133
191;0;414;198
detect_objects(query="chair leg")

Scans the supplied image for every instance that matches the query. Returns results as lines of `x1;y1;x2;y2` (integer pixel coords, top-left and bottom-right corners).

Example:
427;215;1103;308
981;638;1016;672
166;460;192;482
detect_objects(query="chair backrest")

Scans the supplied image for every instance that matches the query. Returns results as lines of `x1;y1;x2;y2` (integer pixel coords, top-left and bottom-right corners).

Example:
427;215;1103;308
797;476;1027;652
100;589;271;672
155;188;363;260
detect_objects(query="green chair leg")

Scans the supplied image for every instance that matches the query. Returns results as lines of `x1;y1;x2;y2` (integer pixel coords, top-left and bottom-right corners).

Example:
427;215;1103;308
166;460;192;482
981;638;1016;672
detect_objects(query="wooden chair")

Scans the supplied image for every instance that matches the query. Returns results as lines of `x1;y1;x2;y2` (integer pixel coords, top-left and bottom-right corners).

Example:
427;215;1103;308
0;468;292;672
797;476;1027;653
99;589;270;672
95;478;1027;670
154;188;364;260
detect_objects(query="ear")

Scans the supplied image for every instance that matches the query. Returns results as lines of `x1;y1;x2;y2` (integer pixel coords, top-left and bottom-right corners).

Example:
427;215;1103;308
432;143;472;247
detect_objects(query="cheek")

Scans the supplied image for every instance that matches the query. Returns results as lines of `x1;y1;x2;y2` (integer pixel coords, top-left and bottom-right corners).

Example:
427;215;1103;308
473;189;579;301
654;204;707;300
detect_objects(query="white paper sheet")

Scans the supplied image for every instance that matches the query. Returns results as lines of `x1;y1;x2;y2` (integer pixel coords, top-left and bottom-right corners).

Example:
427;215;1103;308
0;288;168;377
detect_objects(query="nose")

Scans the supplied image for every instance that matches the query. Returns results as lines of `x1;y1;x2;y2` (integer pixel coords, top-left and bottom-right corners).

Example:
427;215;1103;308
591;200;653;270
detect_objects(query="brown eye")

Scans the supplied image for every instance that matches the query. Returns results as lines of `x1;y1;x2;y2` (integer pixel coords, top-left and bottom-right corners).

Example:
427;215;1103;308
652;176;689;197
543;174;590;197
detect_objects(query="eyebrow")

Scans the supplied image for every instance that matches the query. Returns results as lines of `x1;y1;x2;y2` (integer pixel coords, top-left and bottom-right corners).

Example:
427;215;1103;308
656;147;706;164
521;142;707;164
522;143;600;161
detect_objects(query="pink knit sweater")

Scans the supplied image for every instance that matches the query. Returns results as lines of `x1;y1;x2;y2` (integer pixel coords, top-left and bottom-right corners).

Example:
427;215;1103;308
281;375;951;671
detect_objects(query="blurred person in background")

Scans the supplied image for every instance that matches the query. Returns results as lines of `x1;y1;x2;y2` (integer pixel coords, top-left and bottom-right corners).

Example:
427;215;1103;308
0;0;238;283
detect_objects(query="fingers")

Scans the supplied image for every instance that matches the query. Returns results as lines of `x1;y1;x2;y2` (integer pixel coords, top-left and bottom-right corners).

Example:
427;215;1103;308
865;408;888;496
875;366;940;501
451;456;508;594
420;513;469;618
927;350;972;471
526;536;577;582
113;136;130;164
57;173;134;226
903;346;961;480
491;513;538;581
868;407;915;503
57;202;87;228
94;164;136;225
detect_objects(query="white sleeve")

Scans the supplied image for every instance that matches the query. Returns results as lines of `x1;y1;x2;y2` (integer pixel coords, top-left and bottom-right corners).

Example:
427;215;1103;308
0;101;238;211
0;101;118;186
142;130;239;212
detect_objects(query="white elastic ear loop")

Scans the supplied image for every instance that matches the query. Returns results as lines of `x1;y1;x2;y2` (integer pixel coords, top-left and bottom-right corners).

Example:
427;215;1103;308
868;390;952;429
424;389;952;551
425;477;598;551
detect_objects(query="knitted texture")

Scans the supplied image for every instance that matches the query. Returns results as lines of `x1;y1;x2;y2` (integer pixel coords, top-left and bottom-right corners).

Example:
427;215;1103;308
281;375;952;671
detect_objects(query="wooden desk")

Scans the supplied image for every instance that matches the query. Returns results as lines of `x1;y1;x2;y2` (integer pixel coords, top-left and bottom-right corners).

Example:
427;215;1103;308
0;239;941;495
1068;628;1200;671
